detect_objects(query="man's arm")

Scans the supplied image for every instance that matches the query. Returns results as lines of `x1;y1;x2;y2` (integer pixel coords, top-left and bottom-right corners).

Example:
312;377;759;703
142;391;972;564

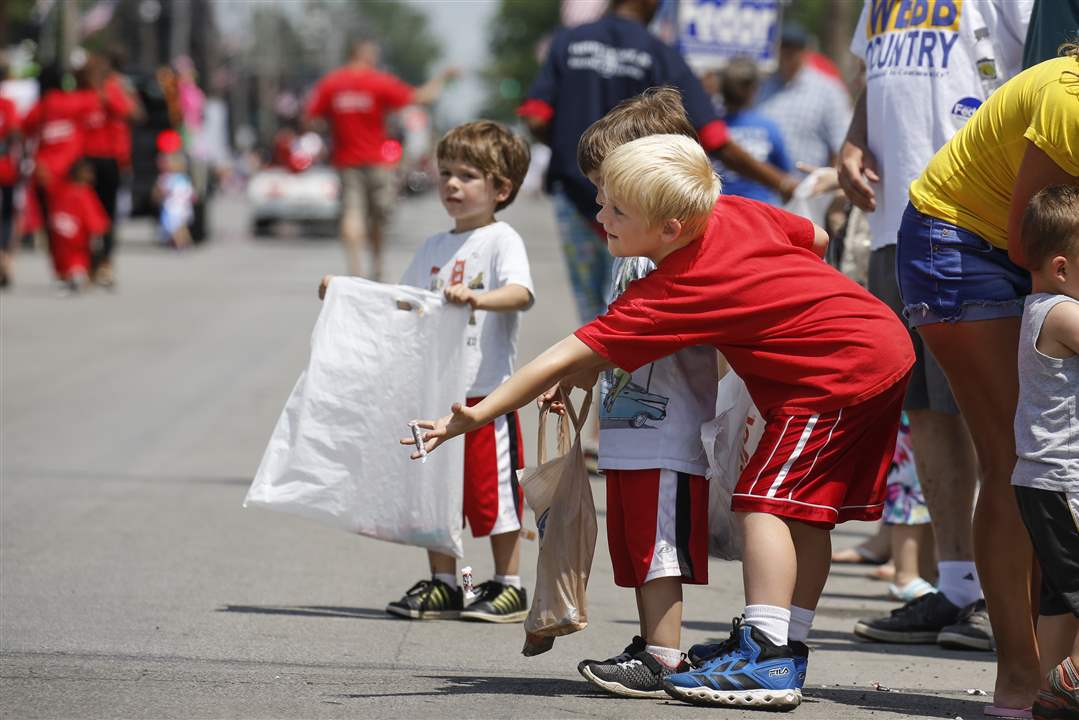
412;68;458;106
714;141;799;201
404;335;608;456
836;86;880;212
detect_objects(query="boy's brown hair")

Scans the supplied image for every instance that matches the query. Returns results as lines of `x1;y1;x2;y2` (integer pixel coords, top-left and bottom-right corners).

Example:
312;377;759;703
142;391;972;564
1021;185;1079;269
436;120;531;211
577;86;699;178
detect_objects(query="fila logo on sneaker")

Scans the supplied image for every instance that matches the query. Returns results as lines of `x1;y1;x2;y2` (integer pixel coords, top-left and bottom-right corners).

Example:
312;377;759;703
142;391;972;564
768;667;791;677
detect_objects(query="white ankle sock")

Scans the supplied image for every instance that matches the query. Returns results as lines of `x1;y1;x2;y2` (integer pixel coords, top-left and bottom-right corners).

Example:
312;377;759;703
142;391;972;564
744;605;791;647
645;644;683;669
433;572;458;588
788;605;815;643
937;561;981;608
494;574;522;589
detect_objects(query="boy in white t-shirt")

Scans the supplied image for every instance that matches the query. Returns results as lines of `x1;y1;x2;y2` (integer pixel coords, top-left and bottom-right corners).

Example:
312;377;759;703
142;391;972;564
320;120;534;622
559;90;719;699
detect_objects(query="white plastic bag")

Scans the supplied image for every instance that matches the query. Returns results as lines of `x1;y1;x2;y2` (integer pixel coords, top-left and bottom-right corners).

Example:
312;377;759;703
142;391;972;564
783;167;836;229
245;277;470;557
700;371;765;560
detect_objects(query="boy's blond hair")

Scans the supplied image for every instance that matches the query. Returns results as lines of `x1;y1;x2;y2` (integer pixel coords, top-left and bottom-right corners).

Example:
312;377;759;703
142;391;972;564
601;134;721;242
436;120;531;211
577;86;698;178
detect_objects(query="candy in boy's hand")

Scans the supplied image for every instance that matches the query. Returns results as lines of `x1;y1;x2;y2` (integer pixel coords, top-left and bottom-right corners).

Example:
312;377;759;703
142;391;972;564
408;421;427;463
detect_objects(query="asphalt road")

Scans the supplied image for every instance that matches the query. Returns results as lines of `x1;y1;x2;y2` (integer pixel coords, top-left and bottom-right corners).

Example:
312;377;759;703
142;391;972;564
1;191;996;719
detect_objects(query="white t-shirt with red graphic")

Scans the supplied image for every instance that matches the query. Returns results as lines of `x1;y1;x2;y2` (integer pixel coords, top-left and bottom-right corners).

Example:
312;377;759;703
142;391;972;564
400;221;534;397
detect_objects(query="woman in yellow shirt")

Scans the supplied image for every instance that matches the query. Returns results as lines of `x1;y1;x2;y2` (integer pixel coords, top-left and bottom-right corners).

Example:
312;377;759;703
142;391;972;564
897;48;1079;716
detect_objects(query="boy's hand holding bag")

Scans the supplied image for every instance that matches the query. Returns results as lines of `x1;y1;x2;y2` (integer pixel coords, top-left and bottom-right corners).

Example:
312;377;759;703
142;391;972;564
519;388;597;657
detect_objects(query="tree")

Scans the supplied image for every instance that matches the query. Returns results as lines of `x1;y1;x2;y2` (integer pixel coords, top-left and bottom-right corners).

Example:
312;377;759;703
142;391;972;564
482;0;561;122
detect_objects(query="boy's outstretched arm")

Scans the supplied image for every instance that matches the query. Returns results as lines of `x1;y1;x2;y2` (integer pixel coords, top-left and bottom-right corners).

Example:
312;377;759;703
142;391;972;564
444;283;533;311
403;335;609;457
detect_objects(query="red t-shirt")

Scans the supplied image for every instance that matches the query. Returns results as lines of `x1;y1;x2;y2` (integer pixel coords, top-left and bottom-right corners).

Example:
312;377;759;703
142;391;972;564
49;181;110;246
22;90;97;188
0;96;18;186
304;66;414;167
83;80;136;159
575;196;914;416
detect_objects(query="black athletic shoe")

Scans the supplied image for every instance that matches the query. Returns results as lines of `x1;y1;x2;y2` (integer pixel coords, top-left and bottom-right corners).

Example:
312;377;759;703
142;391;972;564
853;591;962;643
458;581;527;623
578;635;648;676
937;599;994;651
385;578;463;620
580;649;688;699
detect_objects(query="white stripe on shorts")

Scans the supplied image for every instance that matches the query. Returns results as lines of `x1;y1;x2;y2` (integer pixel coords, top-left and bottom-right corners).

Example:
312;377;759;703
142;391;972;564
645;469;684;583
765;414;819;498
489;413;521;535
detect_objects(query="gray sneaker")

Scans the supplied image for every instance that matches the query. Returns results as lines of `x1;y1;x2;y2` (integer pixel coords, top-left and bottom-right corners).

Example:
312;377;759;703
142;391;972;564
580;650;687;699
937;599;994;651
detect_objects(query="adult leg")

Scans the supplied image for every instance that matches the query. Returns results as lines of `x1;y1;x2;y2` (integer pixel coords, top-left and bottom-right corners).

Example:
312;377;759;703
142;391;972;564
920;318;1039;709
0;185;13;285
906;409;977;567
338;168;366;276
1038;614;1079;677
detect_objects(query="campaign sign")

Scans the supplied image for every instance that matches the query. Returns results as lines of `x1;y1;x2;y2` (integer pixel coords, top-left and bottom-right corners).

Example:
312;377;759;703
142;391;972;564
677;0;782;72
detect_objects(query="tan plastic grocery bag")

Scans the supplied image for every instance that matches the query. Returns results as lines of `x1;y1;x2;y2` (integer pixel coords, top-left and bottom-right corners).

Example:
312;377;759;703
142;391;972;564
520;388;597;657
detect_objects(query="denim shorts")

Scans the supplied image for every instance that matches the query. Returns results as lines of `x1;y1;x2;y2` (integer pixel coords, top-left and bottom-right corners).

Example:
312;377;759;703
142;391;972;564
896;202;1030;328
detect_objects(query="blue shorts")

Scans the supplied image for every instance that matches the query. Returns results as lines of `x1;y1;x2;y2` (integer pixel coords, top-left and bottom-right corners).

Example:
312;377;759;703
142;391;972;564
896;203;1030;328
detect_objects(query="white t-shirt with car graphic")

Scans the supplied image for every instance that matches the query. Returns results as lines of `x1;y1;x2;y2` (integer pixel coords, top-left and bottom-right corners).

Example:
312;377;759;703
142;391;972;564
399;221;534;397
598;256;717;476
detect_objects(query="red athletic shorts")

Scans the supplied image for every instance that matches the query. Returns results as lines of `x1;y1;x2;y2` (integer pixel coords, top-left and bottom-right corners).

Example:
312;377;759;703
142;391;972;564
463;397;525;538
732;374;909;528
605;468;709;588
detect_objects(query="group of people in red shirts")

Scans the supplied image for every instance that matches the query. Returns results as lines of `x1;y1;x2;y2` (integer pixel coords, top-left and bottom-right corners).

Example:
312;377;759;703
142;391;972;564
0;51;140;292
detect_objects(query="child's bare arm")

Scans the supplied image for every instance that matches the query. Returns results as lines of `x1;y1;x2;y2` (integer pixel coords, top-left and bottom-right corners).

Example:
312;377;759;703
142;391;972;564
404;335;607;456
1041;301;1079;357
443;283;532;312
811;223;829;259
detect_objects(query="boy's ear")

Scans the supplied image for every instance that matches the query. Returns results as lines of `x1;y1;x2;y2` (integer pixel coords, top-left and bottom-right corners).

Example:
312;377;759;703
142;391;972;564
1051;255;1069;281
659;218;684;245
493;175;513;204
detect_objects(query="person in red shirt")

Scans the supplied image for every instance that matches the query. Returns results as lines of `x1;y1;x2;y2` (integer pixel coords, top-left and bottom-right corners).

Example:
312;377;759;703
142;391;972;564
21;65;97;276
78;52;139;287
0;59;19;288
408;132;913;710
304;38;456;279
47;159;110;292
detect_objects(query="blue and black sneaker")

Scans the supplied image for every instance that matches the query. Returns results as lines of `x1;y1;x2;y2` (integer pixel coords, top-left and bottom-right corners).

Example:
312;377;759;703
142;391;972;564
664;618;801;710
689;636;810;689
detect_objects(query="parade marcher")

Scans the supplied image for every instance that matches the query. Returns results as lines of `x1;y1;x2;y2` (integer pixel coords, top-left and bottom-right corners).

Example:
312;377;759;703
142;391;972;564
79;53;137;287
840;0;1032;660
305;38;456;280
21;66;96;286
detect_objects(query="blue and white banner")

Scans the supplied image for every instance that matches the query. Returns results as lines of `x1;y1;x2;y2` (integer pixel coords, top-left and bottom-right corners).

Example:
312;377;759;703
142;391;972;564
677;0;782;72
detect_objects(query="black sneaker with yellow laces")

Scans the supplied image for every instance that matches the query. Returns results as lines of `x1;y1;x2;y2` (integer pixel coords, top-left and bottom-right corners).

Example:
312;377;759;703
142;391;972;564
385;578;463;620
459;581;528;623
